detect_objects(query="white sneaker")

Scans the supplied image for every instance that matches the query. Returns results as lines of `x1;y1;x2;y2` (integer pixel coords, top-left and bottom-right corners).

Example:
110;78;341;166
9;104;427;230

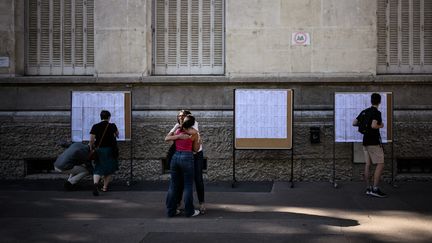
191;209;200;217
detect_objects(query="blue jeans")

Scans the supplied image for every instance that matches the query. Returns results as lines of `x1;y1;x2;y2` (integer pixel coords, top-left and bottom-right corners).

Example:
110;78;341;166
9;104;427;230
175;150;206;205
166;151;195;217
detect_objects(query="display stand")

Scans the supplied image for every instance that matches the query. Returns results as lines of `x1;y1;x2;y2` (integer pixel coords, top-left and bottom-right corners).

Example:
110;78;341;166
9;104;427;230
232;89;294;188
71;91;133;185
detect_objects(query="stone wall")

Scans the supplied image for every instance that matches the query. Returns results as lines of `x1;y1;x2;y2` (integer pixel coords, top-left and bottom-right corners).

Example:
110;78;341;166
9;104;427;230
2;109;432;182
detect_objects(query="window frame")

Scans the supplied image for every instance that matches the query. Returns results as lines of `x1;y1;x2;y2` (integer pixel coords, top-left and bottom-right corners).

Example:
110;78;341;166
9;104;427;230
25;0;95;76
377;0;432;74
152;0;225;76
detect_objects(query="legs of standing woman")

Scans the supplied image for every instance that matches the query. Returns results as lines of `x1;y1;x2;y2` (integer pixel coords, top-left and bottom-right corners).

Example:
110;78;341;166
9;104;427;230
166;152;195;217
181;155;195;217
166;155;181;217
102;175;112;191
92;174;101;196
194;151;205;211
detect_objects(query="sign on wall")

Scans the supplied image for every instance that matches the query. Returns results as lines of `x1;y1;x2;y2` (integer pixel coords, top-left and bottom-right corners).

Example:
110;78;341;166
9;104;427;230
291;32;311;46
335;92;393;143
71;91;131;142
234;89;293;149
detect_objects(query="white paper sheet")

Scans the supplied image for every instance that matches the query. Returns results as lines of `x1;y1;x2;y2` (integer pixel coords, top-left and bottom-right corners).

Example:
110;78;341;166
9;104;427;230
235;89;288;139
71;91;128;142
335;92;390;143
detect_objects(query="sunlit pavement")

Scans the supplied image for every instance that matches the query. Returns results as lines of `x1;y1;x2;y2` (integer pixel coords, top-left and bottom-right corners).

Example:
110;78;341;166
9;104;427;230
0;181;431;242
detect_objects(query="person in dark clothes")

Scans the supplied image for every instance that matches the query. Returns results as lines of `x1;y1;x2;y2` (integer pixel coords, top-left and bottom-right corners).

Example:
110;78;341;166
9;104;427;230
89;110;119;196
353;93;386;198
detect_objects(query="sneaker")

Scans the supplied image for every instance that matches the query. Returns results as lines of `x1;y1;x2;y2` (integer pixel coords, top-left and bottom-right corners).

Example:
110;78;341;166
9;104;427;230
365;186;372;196
191;209;200;217
370;188;387;198
199;203;206;215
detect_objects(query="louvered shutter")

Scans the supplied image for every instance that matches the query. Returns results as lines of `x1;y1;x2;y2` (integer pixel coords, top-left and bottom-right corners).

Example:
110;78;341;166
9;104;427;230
377;0;432;73
26;0;94;75
154;0;224;75
425;1;432;66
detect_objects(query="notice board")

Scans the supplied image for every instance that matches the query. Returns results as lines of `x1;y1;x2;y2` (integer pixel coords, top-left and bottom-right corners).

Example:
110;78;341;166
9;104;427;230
71;91;131;142
335;92;393;143
234;89;293;149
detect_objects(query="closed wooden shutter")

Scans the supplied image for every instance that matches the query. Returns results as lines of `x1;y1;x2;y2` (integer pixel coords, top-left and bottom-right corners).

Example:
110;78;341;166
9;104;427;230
377;0;432;73
26;0;94;75
154;0;224;75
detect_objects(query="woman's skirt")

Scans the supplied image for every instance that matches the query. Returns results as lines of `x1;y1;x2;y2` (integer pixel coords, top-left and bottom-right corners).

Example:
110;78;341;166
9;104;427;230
94;147;119;176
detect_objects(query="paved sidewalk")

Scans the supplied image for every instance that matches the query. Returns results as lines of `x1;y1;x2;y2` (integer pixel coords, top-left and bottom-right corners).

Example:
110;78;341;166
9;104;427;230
0;181;431;243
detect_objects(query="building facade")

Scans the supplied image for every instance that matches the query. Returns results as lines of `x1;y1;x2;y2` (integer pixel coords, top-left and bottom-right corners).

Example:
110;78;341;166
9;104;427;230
1;0;432;182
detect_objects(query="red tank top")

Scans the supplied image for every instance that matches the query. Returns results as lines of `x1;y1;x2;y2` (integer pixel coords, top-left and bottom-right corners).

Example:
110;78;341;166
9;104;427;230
175;129;193;151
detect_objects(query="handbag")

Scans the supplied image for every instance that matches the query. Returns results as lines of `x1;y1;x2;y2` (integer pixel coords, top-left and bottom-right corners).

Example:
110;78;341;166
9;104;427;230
88;123;110;161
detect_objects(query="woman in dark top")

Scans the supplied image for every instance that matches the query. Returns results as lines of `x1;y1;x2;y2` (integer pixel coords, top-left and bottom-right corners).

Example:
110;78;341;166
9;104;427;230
89;110;119;196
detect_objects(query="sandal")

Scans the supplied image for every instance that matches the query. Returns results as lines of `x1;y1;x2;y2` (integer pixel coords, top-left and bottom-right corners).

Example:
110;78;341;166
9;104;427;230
199;204;206;215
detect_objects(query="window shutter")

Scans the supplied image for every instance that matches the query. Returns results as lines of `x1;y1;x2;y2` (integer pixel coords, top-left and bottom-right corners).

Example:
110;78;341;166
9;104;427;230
377;0;387;67
27;0;39;74
425;1;432;66
213;0;223;69
39;0;50;73
378;0;432;73
154;0;224;75
75;0;84;68
167;0;177;71
26;0;94;75
413;0;421;65
86;0;94;67
63;0;73;73
52;0;62;74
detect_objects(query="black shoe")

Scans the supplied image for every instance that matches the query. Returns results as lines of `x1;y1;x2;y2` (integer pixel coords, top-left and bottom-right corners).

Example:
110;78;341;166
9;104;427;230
92;184;99;196
365;186;372;196
370;188;387;198
64;181;74;191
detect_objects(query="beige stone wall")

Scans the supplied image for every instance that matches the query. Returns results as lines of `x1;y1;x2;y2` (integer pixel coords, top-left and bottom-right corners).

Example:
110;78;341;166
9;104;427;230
94;0;151;77
2;0;377;77
226;0;377;76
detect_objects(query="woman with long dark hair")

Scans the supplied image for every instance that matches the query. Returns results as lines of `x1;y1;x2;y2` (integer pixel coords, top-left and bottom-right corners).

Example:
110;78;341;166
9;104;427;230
168;110;206;214
165;115;200;217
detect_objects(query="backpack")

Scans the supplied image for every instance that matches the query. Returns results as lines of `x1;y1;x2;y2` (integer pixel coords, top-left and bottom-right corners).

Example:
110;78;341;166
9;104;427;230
357;108;372;134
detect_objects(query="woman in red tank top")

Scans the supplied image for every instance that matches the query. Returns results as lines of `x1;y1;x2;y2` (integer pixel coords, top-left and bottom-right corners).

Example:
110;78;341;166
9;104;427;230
165;115;200;217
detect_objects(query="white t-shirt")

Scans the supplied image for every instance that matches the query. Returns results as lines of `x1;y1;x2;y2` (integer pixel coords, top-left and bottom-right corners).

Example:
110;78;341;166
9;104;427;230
170;121;202;152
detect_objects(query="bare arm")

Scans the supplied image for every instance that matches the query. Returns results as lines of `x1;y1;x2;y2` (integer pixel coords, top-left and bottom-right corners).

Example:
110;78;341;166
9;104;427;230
371;120;384;129
165;132;190;142
184;127;198;135
89;134;96;150
191;133;200;152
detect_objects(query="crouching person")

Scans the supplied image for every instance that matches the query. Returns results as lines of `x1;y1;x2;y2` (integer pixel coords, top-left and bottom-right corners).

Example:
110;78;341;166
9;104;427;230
54;142;93;191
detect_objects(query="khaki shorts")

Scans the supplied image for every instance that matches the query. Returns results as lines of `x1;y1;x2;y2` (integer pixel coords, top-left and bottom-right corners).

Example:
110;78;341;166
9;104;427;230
363;145;384;164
